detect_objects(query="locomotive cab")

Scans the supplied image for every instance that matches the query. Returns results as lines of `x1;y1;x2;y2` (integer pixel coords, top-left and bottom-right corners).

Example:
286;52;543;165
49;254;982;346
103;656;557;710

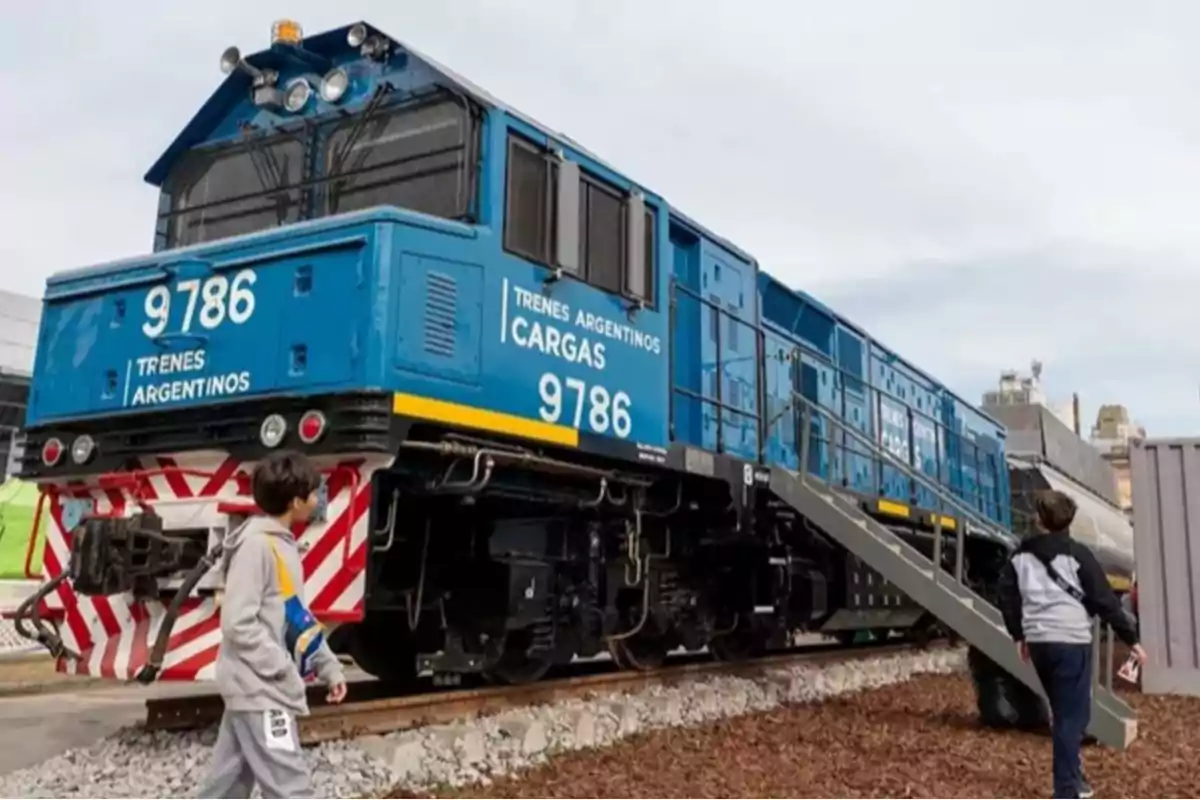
152;21;480;253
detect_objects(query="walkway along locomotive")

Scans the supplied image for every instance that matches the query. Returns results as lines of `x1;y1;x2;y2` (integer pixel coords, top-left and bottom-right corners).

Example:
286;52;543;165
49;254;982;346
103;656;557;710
11;19;1082;731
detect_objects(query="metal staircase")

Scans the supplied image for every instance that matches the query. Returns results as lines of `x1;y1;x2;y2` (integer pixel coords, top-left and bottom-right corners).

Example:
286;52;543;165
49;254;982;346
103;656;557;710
775;393;1138;750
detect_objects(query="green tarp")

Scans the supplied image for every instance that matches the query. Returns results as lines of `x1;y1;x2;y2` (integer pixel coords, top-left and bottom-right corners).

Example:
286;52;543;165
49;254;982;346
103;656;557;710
0;479;45;580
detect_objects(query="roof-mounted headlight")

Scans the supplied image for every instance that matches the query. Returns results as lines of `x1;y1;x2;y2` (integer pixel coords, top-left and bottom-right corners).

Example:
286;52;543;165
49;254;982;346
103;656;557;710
319;67;349;103
346;22;390;61
283;77;312;113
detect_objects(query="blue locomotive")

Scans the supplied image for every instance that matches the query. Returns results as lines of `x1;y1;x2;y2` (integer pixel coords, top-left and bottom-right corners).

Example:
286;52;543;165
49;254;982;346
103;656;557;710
14;20;1019;689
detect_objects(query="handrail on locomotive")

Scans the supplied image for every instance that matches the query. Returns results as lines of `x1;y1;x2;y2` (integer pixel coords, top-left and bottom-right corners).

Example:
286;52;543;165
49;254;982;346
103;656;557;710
669;277;1003;523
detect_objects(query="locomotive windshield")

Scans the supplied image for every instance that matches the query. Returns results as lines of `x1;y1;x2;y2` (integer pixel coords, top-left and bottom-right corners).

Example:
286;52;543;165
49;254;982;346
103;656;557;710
157;94;477;250
323;96;474;220
160;132;306;248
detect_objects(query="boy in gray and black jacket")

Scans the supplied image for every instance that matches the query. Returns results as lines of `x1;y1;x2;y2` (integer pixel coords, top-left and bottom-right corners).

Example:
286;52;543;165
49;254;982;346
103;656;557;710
997;489;1145;800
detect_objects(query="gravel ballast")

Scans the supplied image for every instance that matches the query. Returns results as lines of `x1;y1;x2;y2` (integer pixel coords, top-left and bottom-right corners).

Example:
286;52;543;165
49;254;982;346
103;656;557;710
423;672;1199;799
0;648;962;798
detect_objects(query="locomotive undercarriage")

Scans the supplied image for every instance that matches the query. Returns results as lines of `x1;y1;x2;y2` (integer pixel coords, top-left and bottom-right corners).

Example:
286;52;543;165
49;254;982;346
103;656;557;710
341;427;996;685
9;419;1009;688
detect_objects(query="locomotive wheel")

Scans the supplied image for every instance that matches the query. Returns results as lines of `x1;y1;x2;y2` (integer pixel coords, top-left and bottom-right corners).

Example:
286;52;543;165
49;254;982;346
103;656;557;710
608;613;669;671
709;627;768;662
909;614;940;648
485;629;554;685
608;632;668;671
608;594;669;670
345;614;418;685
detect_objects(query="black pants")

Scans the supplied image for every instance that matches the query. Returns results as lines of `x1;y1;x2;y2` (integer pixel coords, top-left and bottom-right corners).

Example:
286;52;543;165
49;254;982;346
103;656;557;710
1028;642;1092;799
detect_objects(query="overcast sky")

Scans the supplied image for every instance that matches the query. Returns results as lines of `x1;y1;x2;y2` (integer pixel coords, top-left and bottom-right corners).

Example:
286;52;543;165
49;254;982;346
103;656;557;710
1;1;1195;435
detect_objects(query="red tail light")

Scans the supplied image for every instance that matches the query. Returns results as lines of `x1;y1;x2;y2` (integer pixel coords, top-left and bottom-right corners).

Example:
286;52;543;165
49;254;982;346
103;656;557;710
41;438;63;467
298;410;327;444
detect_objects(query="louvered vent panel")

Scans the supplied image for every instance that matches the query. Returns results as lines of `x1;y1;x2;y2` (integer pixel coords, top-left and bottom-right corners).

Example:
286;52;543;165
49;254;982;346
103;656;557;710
424;271;457;358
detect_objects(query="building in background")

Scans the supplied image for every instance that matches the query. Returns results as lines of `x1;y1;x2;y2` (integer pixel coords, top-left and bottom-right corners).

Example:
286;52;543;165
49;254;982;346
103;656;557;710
1090;405;1145;515
0;290;41;479
980;360;1121;504
981;362;1135;589
981;360;1080;434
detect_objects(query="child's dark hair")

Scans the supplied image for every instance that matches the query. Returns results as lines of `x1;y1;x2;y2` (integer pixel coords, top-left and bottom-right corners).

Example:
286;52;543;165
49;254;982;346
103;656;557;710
1034;489;1077;533
252;450;321;516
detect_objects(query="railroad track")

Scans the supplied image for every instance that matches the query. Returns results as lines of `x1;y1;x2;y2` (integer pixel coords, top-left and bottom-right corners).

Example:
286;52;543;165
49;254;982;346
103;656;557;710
144;638;947;745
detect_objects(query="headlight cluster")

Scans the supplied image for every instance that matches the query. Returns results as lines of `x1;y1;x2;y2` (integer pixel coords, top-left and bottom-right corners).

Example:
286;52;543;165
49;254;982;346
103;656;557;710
347;23;390;61
278;67;350;113
320;67;349;103
219;19;354;114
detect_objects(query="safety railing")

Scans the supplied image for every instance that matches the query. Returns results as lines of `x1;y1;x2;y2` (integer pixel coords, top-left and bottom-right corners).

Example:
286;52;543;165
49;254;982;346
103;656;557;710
795;391;1016;587
668;280;767;461
667;277;1007;527
781;335;1003;523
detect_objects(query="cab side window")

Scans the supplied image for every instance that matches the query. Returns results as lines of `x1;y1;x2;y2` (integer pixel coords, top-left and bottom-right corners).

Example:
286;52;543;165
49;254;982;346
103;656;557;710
503;133;655;305
504;136;554;264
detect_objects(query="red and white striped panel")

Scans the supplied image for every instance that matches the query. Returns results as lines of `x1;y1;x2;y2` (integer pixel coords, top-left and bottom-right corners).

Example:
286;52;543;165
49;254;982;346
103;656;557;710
35;449;393;681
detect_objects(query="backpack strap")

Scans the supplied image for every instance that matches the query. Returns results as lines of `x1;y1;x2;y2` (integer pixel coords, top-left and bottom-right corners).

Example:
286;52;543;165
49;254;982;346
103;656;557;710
1031;549;1087;605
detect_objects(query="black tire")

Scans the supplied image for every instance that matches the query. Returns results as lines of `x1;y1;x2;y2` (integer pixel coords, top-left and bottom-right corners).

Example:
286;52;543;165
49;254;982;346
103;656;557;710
967;646;1050;732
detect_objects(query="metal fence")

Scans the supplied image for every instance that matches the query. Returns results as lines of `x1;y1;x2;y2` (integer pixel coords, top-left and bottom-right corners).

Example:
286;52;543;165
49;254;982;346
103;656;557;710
1129;437;1200;696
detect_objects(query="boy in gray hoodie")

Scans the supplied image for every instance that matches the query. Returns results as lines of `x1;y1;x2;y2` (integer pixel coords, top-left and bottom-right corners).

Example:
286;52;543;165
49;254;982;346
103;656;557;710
198;451;347;799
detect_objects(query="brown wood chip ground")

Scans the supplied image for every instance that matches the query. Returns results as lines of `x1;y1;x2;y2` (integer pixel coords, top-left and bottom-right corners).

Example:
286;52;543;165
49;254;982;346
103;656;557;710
389;672;1199;799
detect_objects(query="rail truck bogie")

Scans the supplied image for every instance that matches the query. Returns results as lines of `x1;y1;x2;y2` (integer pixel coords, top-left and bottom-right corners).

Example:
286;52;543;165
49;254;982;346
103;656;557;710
15;21;1019;700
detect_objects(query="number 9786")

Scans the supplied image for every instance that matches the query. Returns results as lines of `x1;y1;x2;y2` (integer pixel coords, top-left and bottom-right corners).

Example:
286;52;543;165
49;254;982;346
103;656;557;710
142;269;258;338
537;372;632;439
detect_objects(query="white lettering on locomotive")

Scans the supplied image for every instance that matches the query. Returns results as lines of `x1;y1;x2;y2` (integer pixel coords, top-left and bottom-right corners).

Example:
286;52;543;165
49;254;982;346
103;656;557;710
510;317;607;370
123;346;252;408
501;279;662;363
499;277;664;439
129;371;251;407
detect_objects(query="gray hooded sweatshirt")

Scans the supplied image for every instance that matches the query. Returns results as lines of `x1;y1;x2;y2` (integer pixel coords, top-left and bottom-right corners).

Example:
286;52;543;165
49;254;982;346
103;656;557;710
213;516;344;716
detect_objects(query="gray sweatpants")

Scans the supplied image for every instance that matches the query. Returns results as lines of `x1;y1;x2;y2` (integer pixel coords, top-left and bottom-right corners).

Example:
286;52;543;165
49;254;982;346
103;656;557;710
196;709;312;799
